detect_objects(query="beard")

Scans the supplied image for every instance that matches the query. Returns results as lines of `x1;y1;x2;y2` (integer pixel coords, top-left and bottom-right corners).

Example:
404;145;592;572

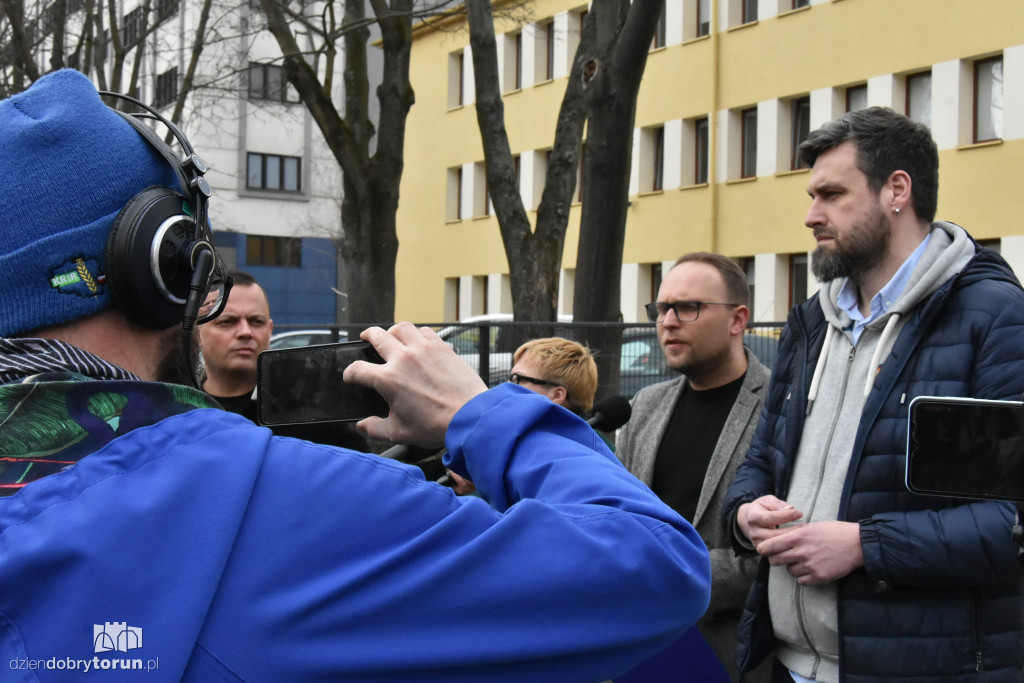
665;338;733;384
155;325;203;386
811;202;890;283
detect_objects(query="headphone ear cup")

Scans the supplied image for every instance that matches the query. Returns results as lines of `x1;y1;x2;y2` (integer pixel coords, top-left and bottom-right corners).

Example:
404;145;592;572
105;186;198;330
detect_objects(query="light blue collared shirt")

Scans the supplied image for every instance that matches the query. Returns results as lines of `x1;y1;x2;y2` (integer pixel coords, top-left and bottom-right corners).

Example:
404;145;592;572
836;233;932;345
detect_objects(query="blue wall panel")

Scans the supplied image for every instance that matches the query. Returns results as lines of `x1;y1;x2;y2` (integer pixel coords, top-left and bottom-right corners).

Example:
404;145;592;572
212;232;338;326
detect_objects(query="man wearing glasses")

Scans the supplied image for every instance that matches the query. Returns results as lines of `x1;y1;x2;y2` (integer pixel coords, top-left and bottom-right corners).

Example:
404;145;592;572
507;337;598;417
617;251;773;683
0;71;713;681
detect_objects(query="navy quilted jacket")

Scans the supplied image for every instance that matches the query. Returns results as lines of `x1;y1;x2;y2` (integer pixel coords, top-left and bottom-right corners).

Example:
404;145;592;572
723;245;1024;681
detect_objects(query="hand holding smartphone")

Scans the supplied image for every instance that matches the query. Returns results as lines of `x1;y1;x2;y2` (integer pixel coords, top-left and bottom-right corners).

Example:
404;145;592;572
257;341;390;425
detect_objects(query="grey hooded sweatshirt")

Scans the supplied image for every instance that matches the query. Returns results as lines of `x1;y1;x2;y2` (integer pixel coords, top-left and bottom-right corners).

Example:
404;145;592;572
769;222;976;682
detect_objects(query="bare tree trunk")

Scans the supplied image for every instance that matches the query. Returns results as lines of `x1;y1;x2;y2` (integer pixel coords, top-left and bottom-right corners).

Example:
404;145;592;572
261;0;417;325
465;0;591;342
1;0;41;90
573;0;663;399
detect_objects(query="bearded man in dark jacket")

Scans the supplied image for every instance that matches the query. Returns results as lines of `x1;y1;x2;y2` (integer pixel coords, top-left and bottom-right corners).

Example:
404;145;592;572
723;107;1024;682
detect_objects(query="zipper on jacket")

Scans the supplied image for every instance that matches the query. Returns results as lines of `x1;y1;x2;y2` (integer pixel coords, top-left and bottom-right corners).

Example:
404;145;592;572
793;344;857;677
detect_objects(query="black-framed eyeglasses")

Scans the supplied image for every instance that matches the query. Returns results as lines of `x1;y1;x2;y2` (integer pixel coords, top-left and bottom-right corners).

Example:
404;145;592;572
644;300;740;323
197;272;234;324
508;372;560;389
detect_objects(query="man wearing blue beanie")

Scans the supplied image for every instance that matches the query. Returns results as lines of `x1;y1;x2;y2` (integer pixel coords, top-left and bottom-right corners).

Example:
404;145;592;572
0;72;711;681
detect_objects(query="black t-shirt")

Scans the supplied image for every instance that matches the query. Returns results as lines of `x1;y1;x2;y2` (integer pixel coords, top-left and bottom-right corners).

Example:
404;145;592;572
651;374;745;522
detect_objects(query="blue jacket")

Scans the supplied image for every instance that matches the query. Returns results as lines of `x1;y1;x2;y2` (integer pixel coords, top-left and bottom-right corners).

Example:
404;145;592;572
723;246;1024;681
0;381;710;682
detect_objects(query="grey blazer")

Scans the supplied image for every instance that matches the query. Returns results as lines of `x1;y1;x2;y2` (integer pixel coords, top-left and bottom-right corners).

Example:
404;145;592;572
616;350;772;680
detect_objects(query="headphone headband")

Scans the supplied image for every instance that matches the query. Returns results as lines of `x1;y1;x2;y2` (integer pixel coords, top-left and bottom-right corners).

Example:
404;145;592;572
99;90;228;334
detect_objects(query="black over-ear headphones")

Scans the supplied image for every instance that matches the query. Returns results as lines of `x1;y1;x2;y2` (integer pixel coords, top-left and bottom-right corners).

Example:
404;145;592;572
99;90;224;331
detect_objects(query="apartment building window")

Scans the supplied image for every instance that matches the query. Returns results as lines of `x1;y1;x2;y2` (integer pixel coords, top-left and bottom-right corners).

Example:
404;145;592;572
738;257;756;314
654;126;665;190
448;50;465;107
653;0;667;49
791;96;810;170
695;117;709;184
514;32;523;90
543;21;555;80
153;67;177;109
846;84;868;112
249;63;299;103
741;107;758;178
122;7;144;46
446;167;462;221
247;153;302;192
246;235;302;267
974;56;1003;143
906;71;931;127
698;0;711;37
792;0;809;8
650;263;663;303
743;0;758;23
156;0;178;22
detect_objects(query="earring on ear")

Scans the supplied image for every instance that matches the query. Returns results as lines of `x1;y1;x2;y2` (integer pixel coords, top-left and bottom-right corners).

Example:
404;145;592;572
894;206;901;215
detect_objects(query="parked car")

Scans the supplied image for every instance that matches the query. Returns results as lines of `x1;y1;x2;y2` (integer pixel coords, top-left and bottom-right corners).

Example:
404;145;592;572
268;329;347;350
438;318;781;397
618;326;674;396
436;314;573;386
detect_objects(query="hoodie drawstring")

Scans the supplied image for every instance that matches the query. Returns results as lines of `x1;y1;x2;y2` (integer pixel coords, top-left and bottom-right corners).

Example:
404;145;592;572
863;314;901;399
806;325;835;416
806;313;902;414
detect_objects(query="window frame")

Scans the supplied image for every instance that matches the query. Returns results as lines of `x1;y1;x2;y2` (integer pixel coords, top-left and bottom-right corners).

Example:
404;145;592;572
973;55;1003;143
698;0;711;37
741;107;758;179
514;32;523;90
248;63;300;104
544;20;555;80
905;70;932;126
153;67;177;110
653;0;667;49
246;235;302;268
156;0;178;22
845;84;868;113
742;0;758;24
246;152;303;193
790;96;811;170
652;126;665;191
122;7;144;46
695;117;710;184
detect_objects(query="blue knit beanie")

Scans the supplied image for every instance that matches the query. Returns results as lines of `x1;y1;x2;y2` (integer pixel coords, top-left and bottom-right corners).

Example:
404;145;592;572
0;69;182;337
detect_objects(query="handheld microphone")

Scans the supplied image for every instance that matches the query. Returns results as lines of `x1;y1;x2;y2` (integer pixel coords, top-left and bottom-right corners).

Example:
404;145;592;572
587;394;632;432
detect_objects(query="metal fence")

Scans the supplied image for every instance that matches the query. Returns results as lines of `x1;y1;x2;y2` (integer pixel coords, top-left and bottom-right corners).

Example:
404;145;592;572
273;320;785;399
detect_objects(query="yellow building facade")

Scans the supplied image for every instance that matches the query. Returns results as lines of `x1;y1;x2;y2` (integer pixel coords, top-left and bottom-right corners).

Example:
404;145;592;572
396;0;1024;323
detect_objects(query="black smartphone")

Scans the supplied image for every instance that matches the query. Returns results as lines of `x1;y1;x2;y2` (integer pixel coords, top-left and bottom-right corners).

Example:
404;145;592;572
256;341;389;425
906;395;1024;502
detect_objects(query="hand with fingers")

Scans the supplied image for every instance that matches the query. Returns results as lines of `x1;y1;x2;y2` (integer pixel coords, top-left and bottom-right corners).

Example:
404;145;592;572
756;520;864;585
343;322;488;448
737;495;804;547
